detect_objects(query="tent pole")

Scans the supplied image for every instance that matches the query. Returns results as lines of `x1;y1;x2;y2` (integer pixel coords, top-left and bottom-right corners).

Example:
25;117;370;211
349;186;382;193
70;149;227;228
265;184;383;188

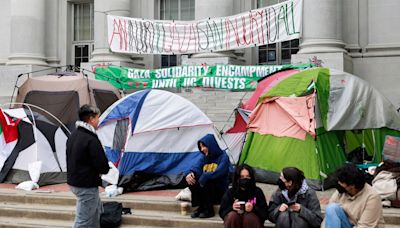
8;66;65;108
80;66;126;97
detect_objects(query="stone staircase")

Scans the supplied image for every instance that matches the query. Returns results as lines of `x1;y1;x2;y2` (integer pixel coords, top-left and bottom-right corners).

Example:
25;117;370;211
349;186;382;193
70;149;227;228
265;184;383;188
0;188;399;228
0;188;227;228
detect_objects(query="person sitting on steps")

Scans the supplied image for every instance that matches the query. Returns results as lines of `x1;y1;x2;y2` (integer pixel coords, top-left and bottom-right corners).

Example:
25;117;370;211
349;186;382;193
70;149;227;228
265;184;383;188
219;164;268;228
268;167;322;228
323;164;384;228
185;134;230;219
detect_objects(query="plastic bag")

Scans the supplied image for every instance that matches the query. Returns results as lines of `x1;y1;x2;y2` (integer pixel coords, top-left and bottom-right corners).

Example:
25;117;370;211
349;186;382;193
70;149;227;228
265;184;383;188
105;184;123;197
16;181;39;191
16;161;42;191
175;187;191;201
28;161;42;183
101;161;119;185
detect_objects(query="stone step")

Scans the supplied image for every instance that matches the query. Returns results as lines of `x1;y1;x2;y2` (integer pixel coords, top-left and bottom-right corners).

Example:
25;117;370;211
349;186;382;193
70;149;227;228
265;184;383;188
0;216;165;228
0;190;182;213
1;199;400;228
1;188;400;227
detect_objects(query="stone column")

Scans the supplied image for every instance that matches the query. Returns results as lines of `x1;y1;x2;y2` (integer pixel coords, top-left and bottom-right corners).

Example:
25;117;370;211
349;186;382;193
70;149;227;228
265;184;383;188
7;0;48;66
129;0;156;68
90;0;133;64
45;0;60;66
292;0;352;71
183;0;242;65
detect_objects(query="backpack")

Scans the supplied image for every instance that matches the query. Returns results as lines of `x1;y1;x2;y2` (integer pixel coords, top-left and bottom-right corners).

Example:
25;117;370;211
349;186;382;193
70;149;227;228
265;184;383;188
100;202;123;228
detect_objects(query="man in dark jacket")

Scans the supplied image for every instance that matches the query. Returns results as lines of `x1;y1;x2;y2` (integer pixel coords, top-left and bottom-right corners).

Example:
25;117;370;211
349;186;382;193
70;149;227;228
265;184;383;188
67;105;110;228
185;134;230;218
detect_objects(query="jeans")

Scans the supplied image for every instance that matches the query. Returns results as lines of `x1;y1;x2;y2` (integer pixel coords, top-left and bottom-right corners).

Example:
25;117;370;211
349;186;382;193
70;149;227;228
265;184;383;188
325;203;353;228
70;185;102;228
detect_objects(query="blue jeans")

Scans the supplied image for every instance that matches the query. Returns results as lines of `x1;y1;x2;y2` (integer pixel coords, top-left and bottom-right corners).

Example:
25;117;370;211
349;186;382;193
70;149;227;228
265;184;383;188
325;203;353;228
70;186;102;228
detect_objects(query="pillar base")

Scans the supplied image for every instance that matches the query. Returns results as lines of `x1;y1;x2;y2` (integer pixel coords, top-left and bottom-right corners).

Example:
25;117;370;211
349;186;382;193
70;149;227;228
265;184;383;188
291;52;353;73
90;48;133;63
298;39;347;54
182;56;244;65
7;54;48;66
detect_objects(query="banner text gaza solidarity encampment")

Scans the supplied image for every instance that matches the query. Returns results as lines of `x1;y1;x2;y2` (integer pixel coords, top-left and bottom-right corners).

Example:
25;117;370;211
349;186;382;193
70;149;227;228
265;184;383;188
95;64;311;90
108;0;302;54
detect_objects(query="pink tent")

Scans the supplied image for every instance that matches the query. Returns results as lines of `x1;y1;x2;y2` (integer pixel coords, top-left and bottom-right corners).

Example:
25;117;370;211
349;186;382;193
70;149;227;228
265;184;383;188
223;69;299;163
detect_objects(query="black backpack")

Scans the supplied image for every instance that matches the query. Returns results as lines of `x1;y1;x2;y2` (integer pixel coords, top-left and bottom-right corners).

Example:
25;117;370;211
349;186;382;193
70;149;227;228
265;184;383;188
100;202;123;228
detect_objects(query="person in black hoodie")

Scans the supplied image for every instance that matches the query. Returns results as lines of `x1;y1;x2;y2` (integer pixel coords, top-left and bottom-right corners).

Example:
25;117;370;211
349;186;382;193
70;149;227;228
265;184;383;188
268;167;322;228
67;105;110;228
219;164;268;228
185;134;230;219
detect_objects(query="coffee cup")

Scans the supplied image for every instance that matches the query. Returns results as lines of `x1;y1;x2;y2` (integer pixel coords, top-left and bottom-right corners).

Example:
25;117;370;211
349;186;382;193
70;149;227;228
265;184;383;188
238;201;245;214
180;202;190;216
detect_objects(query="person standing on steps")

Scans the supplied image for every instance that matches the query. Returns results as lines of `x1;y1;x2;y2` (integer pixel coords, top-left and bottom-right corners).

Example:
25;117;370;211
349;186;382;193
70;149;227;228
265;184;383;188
186;133;230;219
67;104;110;228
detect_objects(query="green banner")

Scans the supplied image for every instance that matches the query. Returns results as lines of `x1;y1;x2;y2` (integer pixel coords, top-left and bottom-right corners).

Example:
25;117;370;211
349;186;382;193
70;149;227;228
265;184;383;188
95;64;312;91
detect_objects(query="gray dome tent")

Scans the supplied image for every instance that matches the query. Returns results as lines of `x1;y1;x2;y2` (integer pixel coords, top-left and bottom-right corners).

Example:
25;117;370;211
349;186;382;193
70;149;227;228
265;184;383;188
15;72;121;130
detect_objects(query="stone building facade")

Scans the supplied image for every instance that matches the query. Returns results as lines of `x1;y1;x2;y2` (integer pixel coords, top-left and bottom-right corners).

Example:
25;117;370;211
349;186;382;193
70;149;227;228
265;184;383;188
0;0;399;129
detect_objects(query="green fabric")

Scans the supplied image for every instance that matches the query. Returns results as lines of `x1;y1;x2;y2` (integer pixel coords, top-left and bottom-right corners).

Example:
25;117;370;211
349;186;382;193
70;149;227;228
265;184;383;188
262;68;328;98
343;128;400;163
345;130;375;156
372;128;400;162
239;132;321;180
315;128;347;177
314;68;330;129
95;64;313;91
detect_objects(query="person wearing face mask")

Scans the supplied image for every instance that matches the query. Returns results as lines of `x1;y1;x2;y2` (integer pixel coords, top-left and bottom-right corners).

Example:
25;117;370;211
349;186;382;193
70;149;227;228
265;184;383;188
322;164;384;228
219;164;268;228
185;134;230;218
268;167;322;228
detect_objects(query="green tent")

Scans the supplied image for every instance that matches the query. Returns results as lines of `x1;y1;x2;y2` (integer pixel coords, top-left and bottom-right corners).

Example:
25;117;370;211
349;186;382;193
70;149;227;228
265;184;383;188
239;68;400;189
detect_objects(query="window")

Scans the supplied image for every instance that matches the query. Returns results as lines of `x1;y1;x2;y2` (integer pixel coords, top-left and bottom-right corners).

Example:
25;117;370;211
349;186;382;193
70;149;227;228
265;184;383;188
160;0;195;21
160;0;195;68
257;0;299;65
72;2;94;69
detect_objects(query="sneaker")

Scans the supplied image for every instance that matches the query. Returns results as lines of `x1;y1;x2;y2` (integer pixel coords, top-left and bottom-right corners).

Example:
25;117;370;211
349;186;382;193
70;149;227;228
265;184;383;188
190;207;202;218
198;208;214;218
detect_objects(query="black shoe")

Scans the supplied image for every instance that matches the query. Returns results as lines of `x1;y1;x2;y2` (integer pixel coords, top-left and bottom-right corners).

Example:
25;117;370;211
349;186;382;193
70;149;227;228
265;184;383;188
198;208;214;218
191;207;202;218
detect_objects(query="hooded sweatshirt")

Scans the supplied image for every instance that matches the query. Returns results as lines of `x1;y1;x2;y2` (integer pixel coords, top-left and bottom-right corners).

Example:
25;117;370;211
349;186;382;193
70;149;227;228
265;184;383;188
190;134;230;189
